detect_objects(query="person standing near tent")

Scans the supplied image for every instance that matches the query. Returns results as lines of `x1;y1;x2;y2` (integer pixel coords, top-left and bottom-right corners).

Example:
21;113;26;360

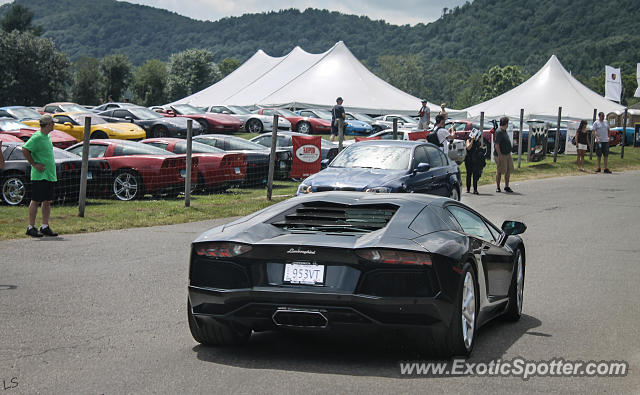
438;103;449;120
331;97;346;142
575;120;590;171
417;99;430;130
592;112;611;173
464;128;486;194
494;116;514;193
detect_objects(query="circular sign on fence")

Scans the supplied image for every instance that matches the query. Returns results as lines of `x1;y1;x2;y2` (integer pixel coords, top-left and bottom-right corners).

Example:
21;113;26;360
295;144;321;163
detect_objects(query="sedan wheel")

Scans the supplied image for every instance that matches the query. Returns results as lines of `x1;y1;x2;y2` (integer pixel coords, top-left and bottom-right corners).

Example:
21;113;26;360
113;170;142;201
246;119;263;134
296;121;312;134
2;175;27;205
154;126;168;138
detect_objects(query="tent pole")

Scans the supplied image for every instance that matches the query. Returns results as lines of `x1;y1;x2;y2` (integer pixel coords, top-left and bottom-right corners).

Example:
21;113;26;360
518;109;524;168
590;109;597;160
621;108;628;159
553;107;562;163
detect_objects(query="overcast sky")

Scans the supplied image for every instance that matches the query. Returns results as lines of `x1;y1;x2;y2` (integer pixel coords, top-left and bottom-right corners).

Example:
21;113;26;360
2;0;470;26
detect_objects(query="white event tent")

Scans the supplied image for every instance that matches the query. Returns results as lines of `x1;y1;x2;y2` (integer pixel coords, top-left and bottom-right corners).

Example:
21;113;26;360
171;41;463;117
463;55;625;121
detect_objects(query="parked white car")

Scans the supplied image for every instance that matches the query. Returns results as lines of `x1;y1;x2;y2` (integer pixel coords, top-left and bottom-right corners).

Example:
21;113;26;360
373;114;420;129
203;105;291;133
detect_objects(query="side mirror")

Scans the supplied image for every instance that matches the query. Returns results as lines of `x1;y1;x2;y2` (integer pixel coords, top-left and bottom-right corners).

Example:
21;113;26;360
501;220;527;235
321;158;329;169
413;162;430;174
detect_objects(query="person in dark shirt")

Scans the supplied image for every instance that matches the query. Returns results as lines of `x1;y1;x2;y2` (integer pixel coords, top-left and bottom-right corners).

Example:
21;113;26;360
331;97;345;142
575;120;589;171
494;117;514;193
464;128;486;194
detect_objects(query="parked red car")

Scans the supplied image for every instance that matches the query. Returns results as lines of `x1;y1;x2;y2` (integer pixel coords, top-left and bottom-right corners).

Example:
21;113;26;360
154;104;243;133
0;118;77;148
0;133;23;143
66;139;198;200
254;108;332;134
140;138;247;192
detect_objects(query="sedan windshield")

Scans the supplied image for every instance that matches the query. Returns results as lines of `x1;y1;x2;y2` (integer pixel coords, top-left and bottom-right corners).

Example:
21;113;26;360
0;119;29;130
351;112;374;122
172;104;201;115
173;141;225;154
8;107;41;120
228;136;268;150
312;109;333;120
330;145;411;170
227;105;251;115
129;107;163;120
61;103;88;113
68;113;107;125
276;109;298;117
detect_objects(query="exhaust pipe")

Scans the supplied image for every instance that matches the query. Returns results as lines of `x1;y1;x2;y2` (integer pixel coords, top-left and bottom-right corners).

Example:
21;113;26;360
272;308;328;328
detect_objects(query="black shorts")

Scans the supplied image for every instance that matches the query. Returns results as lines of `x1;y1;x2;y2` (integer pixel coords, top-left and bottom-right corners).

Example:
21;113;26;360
596;142;609;157
31;180;55;202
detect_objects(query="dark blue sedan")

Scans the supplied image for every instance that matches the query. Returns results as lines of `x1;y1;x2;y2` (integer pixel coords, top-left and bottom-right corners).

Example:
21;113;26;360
297;140;462;200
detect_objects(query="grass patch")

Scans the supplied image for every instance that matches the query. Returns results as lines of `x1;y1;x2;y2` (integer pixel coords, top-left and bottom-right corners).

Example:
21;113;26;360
2;147;639;240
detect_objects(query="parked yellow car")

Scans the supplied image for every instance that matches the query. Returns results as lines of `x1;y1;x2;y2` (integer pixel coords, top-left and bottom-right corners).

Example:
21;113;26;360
23;112;146;141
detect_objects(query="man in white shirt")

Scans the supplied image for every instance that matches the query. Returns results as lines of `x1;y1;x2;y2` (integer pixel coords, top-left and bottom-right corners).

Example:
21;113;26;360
592;112;611;173
433;114;454;153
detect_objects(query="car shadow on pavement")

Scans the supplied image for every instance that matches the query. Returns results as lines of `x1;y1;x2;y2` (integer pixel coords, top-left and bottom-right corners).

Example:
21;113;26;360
194;314;542;378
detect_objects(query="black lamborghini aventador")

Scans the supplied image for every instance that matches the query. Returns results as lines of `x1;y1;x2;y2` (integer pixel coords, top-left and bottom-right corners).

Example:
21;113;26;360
187;192;527;357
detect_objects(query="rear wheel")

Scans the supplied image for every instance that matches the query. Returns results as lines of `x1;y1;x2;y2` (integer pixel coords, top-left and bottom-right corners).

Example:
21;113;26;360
296;121;312;134
153;125;169;138
91;130;108;139
449;264;478;357
504;249;525;321
246;119;263;133
2;174;28;205
112;170;143;201
196;119;209;132
187;299;250;346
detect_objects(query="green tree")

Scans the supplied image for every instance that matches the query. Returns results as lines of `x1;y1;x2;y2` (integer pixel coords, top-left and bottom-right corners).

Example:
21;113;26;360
167;49;220;101
218;57;241;78
0;4;42;36
133;59;168;106
71;57;102;105
481;65;527;101
376;54;426;98
0;30;70;105
100;54;132;102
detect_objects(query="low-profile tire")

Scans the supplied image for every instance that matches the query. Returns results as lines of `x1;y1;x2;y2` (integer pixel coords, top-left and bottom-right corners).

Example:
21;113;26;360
196;119;210;133
296;121;312;134
112;170;143;201
449;186;460;201
245;118;263;134
2;174;28;205
446;263;478;357
504;249;525;321
153;125;169;138
187;299;250;346
91;130;108;139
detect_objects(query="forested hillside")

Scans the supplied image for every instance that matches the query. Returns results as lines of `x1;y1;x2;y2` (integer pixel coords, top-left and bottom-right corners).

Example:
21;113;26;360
0;0;638;106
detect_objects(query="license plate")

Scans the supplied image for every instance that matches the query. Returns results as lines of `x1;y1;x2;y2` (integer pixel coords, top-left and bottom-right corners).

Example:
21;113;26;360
180;169;186;178
234;167;240;174
86;171;92;180
283;263;325;285
279;161;286;169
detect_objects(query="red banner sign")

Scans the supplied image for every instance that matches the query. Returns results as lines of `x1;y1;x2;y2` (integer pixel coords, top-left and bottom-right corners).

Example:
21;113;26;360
408;131;428;141
291;135;321;179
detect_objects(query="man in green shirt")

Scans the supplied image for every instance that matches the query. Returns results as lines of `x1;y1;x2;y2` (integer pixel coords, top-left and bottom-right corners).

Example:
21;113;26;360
22;114;59;237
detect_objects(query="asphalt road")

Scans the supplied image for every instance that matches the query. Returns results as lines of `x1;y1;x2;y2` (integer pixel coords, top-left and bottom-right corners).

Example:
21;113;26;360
1;170;639;394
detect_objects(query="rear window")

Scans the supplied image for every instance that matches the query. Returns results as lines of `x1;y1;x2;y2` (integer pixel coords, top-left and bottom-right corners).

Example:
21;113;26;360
113;142;176;156
269;202;399;233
